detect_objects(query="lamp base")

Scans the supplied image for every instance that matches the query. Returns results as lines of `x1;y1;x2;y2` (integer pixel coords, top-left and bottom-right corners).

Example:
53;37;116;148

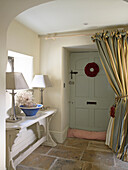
40;107;45;111
40;106;50;110
6;117;22;123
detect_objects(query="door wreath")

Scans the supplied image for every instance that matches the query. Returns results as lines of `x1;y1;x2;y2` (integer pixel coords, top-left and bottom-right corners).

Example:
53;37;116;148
84;62;99;77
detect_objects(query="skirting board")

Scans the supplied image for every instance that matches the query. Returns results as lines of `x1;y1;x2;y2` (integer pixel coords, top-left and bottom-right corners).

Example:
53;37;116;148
50;126;69;143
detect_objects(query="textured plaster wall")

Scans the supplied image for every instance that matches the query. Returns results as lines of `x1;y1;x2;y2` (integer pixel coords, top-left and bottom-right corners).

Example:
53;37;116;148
0;0;53;169
7;20;40;76
61;48;70;131
40;36;94;142
7;20;41;103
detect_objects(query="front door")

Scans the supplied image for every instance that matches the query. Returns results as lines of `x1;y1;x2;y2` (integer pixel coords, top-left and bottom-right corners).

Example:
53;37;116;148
69;51;115;131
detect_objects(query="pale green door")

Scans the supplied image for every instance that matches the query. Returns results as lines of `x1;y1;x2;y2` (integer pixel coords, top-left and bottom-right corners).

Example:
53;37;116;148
69;51;115;131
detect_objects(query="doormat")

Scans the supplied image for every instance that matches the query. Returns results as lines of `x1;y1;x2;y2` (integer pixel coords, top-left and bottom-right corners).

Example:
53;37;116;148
68;128;106;141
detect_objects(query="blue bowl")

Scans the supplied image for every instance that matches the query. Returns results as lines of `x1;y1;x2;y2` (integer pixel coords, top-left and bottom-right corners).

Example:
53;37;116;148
19;104;43;116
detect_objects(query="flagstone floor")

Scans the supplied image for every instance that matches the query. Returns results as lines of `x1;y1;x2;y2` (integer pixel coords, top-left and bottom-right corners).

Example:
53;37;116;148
16;138;128;170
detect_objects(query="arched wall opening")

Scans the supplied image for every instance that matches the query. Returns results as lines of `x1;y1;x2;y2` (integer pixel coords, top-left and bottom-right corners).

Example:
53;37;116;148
0;1;53;169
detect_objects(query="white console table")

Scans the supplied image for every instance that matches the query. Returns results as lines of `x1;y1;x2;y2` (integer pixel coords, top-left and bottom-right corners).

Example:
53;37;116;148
6;109;57;170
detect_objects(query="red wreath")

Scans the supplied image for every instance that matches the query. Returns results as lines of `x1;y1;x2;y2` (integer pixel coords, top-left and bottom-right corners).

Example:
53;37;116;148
84;62;99;77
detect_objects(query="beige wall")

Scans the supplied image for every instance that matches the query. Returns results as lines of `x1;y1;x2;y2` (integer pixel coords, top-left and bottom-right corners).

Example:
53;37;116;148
61;48;70;130
0;29;8;170
7;20;40;76
0;1;53;169
40;35;94;142
7;20;41;104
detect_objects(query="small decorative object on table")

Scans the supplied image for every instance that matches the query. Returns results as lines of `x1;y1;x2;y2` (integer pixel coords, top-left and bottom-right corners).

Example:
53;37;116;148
16;90;43;116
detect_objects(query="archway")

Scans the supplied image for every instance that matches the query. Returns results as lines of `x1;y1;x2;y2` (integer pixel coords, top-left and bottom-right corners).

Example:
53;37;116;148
0;1;53;169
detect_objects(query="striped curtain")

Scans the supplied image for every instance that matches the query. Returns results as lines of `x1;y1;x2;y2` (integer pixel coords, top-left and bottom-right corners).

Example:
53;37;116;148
92;30;128;161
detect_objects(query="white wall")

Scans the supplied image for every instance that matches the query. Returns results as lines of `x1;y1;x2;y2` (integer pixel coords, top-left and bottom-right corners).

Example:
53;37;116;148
0;0;53;169
40;35;94;143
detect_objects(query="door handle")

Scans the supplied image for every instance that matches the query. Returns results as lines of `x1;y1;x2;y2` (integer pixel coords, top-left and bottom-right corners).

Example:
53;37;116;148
70;70;78;79
87;101;97;105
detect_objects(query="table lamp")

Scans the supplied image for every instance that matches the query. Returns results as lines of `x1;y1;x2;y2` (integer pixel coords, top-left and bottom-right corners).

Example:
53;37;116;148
31;75;52;105
6;72;29;122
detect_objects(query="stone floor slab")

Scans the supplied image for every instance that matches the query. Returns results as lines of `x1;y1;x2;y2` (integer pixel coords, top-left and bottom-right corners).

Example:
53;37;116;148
16;138;128;170
114;155;128;169
50;159;85;170
17;165;40;170
48;145;83;160
17;152;56;170
81;150;114;166
87;140;112;152
64;137;89;149
32;145;51;154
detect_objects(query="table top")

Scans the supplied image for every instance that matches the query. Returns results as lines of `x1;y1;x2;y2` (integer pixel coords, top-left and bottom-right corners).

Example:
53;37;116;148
6;108;57;130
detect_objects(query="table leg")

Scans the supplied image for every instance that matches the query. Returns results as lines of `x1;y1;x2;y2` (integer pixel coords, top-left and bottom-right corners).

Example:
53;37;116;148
43;114;57;147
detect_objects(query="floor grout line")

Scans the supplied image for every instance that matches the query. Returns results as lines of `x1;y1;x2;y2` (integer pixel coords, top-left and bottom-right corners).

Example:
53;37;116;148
79;148;86;161
49;158;58;170
55;143;86;150
45;147;53;155
38;152;85;162
16;164;42;170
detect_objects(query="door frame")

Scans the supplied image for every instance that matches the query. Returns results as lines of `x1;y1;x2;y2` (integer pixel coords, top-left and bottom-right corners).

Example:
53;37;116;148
61;46;98;133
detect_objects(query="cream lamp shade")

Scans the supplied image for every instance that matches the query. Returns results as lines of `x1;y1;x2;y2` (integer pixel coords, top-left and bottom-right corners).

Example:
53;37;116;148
6;72;29;90
31;75;52;105
6;72;29;122
31;75;52;88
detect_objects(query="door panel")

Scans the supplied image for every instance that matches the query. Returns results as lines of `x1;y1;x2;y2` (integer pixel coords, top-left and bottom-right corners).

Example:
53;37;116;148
76;108;90;129
76;75;89;97
95;75;113;98
94;109;110;130
69;52;115;131
75;58;89;69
